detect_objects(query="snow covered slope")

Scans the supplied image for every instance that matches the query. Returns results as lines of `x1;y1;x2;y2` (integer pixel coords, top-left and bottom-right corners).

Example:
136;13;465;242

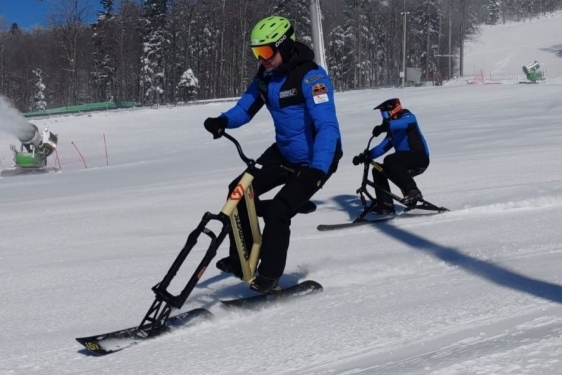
1;12;562;375
464;11;562;81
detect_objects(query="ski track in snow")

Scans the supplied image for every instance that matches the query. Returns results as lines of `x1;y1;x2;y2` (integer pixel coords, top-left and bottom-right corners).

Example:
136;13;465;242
285;308;562;375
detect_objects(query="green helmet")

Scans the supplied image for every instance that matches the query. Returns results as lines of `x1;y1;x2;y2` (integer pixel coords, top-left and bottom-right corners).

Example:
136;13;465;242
250;16;295;47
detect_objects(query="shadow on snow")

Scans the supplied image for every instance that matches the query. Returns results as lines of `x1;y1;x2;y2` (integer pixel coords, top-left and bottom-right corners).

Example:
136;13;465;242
322;193;562;305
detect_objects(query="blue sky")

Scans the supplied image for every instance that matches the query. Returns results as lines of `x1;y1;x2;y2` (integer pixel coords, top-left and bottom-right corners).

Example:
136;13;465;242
0;0;105;29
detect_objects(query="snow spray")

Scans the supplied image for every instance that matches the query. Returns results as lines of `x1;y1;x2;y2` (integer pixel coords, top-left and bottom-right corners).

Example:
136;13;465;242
0;95;38;143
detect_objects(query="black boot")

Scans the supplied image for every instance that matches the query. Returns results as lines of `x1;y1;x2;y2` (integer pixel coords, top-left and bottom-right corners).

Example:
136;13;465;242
216;256;243;279
250;274;281;294
403;188;422;206
371;201;395;215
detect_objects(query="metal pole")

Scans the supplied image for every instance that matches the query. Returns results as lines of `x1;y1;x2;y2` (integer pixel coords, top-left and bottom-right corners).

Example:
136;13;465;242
448;0;452;80
310;0;327;72
401;4;409;88
459;0;464;77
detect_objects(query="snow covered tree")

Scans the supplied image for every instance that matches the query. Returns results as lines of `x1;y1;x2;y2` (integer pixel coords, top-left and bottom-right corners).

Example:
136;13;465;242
113;0;143;102
270;0;312;47
32;69;47;111
1;0;542;108
335;0;376;89
140;0;168;105
410;0;441;80
177;68;198;102
92;0;117;101
487;0;501;25
326;25;349;90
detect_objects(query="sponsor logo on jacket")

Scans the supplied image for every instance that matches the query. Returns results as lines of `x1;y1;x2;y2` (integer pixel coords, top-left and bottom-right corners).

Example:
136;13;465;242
312;83;329;104
279;88;298;98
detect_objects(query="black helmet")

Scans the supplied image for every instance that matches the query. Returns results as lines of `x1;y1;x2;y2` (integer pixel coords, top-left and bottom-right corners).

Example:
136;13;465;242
374;98;403;119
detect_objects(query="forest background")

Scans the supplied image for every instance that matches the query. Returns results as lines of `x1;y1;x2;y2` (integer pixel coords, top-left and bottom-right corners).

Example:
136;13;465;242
0;0;558;112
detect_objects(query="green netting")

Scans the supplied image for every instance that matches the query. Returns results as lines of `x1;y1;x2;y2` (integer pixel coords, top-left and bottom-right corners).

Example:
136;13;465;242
23;101;139;118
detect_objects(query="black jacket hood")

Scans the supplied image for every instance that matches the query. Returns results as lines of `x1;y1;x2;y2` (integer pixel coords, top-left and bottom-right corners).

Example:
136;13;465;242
273;41;316;75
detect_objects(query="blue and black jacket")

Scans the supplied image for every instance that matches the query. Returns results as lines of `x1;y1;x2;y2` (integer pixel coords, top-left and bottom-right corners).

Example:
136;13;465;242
221;42;342;175
368;109;429;160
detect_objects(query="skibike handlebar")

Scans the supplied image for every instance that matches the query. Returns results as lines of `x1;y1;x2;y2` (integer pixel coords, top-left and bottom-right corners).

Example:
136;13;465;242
222;131;297;175
366;133;377;150
222;131;256;170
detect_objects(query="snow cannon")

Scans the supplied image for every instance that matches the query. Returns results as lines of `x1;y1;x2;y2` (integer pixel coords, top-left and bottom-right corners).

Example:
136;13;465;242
18;122;41;145
522;61;544;83
10;124;58;169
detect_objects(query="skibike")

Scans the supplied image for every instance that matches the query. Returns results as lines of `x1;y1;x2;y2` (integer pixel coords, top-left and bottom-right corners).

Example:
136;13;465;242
317;135;449;231
76;132;323;355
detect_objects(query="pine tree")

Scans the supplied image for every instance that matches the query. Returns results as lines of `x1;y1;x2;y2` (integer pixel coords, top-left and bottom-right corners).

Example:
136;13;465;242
113;0;143;103
92;0;117;101
32;69;47;111
140;0;169;105
9;23;20;35
326;25;347;90
270;0;312;47
409;0;441;82
177;68;198;102
337;0;374;89
487;0;501;24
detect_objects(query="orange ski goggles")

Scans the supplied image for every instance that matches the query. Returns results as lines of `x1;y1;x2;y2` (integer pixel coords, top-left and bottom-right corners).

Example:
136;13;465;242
251;43;277;61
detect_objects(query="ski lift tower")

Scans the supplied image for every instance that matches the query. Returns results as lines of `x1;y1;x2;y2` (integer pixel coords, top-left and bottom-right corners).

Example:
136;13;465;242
309;0;327;73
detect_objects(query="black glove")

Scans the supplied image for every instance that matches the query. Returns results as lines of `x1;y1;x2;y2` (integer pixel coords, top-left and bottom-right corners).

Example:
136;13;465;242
372;119;389;137
204;116;228;139
352;151;370;166
298;167;327;191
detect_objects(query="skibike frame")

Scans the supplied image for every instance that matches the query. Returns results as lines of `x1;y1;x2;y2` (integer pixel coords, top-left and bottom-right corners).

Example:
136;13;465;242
137;131;299;334
75;132;321;355
354;135;449;223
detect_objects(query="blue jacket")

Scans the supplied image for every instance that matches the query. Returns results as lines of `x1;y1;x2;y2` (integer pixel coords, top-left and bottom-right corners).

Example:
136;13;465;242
221;43;342;174
369;110;429;160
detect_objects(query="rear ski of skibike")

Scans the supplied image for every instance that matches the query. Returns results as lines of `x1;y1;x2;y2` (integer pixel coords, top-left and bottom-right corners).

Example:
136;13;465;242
221;280;323;309
317;201;448;231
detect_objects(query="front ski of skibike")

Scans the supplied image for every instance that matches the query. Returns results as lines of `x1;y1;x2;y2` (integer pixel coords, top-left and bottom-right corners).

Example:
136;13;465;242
318;135;449;232
76;132;323;355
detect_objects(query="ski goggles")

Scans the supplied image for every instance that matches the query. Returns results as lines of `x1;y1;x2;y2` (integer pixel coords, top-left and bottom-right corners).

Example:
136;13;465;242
380;103;402;119
250;43;277;61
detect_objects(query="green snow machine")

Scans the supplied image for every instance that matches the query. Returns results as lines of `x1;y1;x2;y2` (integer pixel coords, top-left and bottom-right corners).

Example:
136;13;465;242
1;124;58;176
522;61;544;84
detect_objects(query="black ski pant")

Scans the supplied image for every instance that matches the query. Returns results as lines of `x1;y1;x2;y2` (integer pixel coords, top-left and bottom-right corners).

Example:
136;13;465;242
227;143;340;279
372;151;429;205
